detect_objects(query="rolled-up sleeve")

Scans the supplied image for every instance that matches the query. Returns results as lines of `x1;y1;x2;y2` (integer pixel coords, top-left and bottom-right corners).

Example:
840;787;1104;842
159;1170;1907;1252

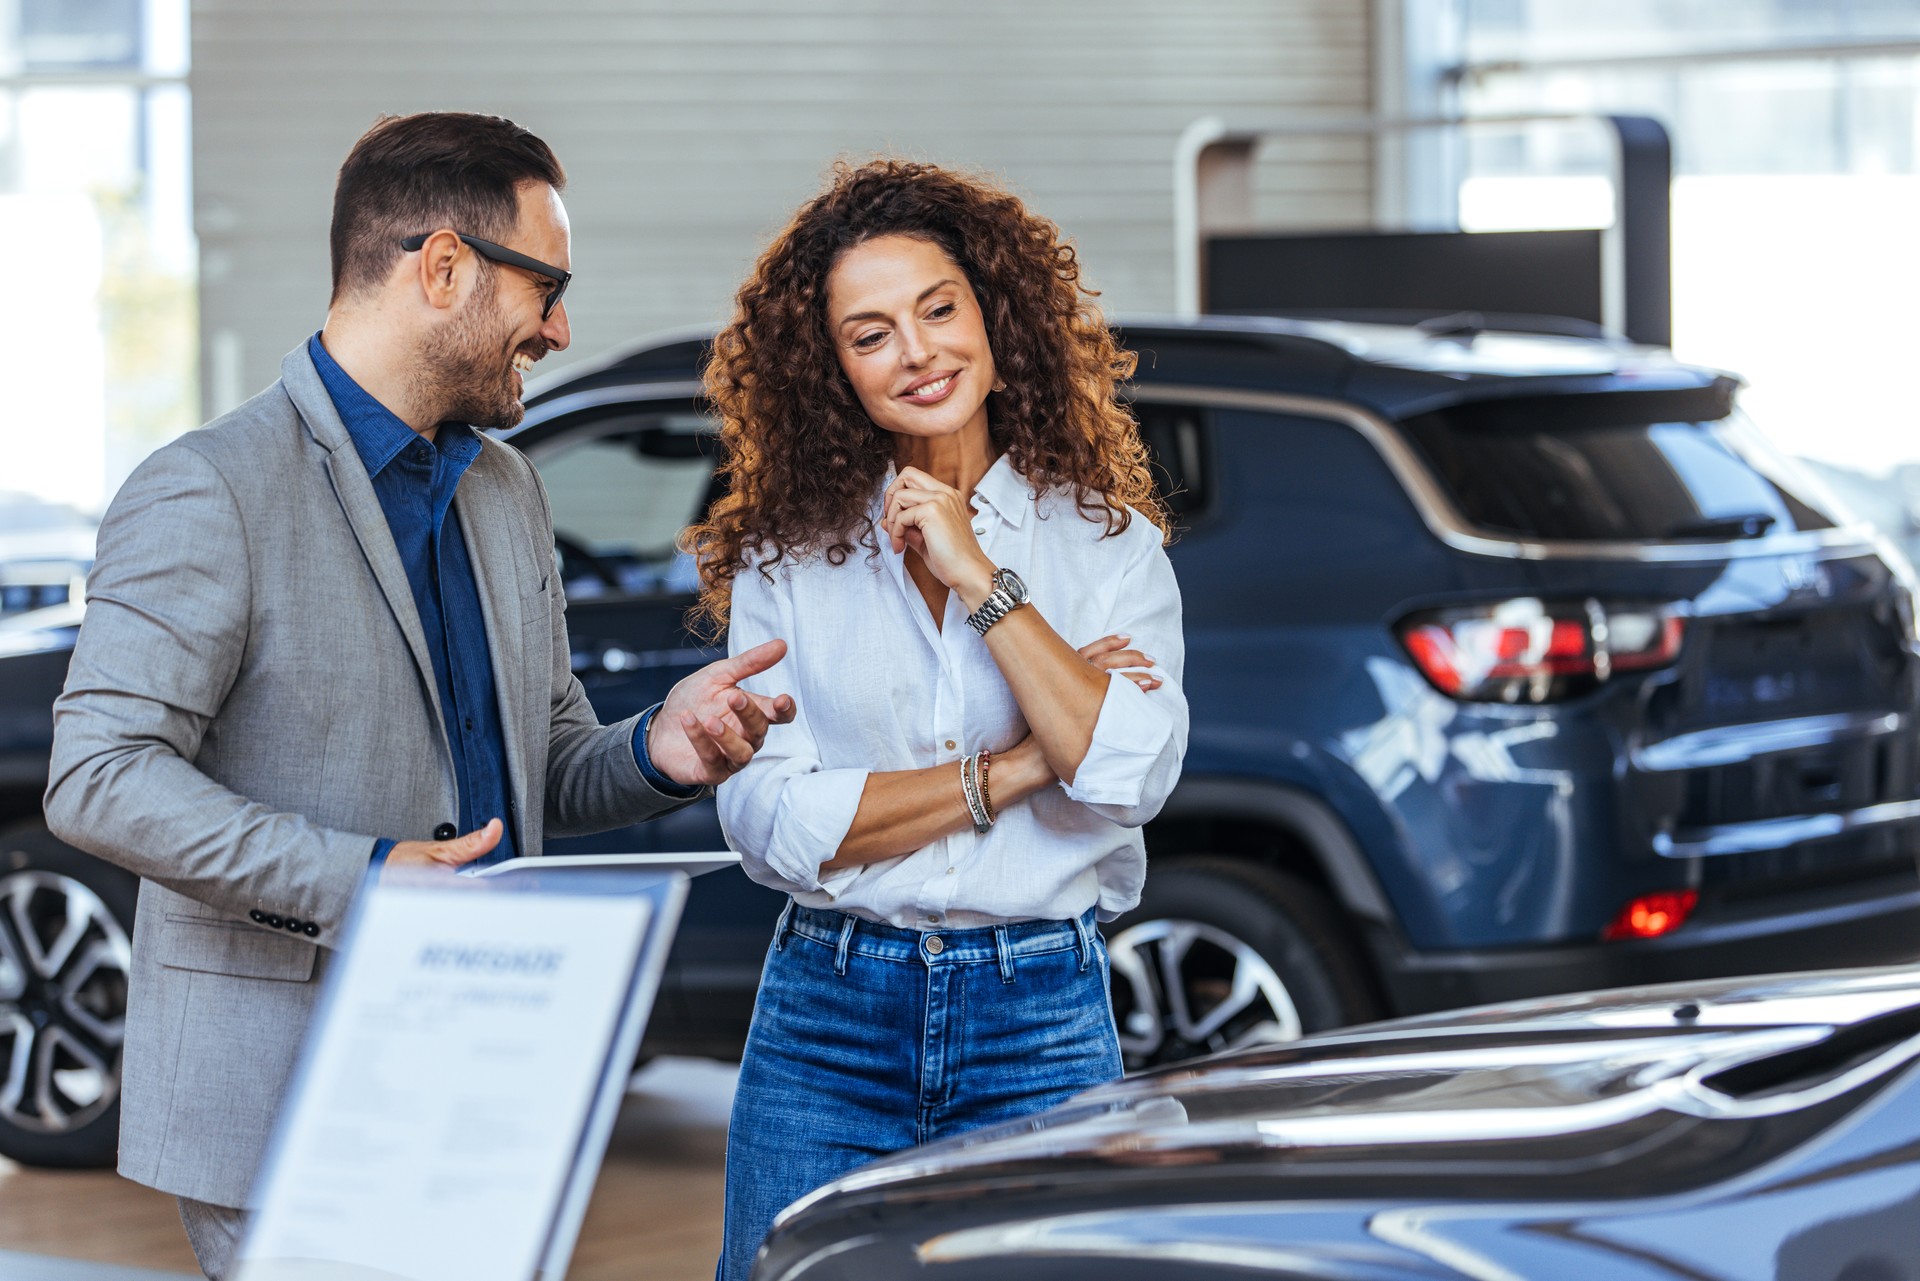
1060;531;1188;827
715;561;867;897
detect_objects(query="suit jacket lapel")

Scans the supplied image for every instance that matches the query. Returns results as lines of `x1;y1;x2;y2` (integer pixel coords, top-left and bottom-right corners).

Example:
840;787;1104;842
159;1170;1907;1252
280;345;450;738
452;452;531;854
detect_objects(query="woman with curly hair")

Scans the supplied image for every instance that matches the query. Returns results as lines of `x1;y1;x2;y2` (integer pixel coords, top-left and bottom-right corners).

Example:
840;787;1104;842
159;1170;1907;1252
693;159;1187;1278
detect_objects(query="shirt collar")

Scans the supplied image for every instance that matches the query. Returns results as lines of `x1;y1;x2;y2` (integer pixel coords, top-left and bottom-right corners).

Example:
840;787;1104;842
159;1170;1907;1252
968;452;1029;529
306;333;480;475
869;453;1031;530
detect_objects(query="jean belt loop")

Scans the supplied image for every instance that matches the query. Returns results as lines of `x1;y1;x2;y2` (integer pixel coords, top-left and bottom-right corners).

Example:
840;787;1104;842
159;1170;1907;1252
772;898;796;952
833;913;856;977
993;924;1015;984
1073;910;1095;972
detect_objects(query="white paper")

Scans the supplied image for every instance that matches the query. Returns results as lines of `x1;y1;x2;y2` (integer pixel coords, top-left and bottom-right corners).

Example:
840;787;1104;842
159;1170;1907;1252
463;850;740;878
238;887;652;1281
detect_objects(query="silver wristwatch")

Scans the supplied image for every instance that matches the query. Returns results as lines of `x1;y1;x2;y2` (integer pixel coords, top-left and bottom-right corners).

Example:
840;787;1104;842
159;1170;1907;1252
966;568;1030;637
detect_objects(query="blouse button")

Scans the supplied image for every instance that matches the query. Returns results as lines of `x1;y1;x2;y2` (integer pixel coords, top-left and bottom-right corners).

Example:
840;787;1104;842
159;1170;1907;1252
973;527;986;536
944;739;956;751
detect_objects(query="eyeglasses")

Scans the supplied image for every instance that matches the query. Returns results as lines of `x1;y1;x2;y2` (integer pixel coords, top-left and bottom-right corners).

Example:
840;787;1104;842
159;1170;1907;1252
400;231;572;321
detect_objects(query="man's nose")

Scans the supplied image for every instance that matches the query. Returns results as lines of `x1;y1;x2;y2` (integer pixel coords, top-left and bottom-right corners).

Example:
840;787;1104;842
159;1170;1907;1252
542;299;571;352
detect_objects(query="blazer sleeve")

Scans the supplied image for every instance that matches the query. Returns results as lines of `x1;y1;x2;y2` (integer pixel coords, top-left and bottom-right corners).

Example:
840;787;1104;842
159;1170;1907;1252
43;442;377;940
520;451;699;834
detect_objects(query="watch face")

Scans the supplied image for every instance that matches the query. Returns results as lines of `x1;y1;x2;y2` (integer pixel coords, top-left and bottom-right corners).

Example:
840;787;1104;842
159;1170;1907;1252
994;568;1029;605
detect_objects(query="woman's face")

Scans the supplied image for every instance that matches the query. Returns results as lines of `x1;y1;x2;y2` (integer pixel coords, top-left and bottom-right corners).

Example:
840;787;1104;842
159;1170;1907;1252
825;233;996;445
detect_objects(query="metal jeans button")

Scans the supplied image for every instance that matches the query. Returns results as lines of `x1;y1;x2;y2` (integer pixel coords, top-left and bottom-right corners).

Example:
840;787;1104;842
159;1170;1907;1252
925;935;945;955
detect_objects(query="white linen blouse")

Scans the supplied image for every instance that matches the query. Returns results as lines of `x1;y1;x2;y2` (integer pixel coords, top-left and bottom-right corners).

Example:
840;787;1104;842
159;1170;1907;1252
717;454;1188;930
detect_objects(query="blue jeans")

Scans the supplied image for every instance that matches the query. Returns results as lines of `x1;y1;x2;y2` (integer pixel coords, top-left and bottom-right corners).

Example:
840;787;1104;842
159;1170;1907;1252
718;902;1123;1280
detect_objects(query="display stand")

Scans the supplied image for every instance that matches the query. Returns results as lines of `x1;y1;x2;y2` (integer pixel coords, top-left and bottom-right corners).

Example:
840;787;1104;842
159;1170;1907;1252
234;853;734;1281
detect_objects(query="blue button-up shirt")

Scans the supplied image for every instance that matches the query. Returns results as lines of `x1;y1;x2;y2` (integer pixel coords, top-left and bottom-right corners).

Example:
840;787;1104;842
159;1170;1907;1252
308;335;693;870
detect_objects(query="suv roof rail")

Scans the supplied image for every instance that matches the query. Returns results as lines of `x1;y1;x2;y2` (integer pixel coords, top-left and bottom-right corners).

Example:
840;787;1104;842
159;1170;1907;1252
1214;308;1622;343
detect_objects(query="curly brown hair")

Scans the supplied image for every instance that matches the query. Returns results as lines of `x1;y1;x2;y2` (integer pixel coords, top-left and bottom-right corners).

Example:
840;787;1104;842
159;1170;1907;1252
686;158;1169;634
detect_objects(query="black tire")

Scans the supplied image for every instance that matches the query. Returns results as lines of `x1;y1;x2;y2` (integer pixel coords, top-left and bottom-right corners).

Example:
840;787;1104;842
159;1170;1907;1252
0;821;138;1169
1106;855;1378;1070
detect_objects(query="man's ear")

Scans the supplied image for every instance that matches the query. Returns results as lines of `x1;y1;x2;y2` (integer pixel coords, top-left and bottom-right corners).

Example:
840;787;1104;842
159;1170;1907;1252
414;228;464;312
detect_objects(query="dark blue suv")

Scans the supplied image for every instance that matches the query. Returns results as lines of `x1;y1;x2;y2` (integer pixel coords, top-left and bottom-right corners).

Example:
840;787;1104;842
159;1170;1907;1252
5;315;1919;1167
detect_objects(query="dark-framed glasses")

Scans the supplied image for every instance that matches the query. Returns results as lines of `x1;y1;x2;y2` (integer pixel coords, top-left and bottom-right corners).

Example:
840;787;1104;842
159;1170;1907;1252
400;231;572;320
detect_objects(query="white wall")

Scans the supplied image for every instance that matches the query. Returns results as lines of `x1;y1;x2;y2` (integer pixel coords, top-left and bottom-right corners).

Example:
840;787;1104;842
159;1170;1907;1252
191;0;1374;409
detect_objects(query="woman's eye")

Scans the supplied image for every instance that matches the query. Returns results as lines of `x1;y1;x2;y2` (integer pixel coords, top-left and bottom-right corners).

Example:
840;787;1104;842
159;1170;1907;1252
928;303;955;320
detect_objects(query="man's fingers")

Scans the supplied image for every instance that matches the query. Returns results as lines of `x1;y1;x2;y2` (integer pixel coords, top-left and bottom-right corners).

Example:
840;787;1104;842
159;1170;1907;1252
741;690;795;726
728;690;770;744
702;716;756;769
718;638;788;681
680;711;732;774
438;818;502;866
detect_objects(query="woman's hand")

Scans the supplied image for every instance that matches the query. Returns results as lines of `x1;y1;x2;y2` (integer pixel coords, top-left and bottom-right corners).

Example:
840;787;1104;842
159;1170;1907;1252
1078;633;1162;691
882;467;997;609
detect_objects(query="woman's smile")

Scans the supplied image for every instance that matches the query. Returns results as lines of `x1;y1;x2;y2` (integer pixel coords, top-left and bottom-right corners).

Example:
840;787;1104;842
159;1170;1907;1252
900;371;960;404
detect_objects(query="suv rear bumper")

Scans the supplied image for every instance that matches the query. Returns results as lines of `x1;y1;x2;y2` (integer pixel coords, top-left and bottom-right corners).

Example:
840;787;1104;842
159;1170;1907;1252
1378;872;1920;1015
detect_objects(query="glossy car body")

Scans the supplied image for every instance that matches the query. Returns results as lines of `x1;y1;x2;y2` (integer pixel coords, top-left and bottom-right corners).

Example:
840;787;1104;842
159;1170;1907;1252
507;316;1920;1054
5;315;1920;1167
755;966;1920;1280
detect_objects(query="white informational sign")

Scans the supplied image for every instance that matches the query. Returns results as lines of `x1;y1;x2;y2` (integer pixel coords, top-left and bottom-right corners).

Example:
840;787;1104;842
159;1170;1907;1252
237;865;687;1281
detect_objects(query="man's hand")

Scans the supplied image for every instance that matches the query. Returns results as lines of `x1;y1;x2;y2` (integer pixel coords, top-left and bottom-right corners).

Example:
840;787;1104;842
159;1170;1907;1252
647;639;798;787
382;818;503;879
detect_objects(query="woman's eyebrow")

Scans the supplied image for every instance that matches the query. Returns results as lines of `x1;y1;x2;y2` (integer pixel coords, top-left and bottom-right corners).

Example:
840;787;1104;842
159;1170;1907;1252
836;279;961;329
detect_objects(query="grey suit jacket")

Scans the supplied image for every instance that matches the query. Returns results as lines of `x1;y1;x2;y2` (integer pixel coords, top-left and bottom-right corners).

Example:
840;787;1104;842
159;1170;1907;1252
44;343;690;1208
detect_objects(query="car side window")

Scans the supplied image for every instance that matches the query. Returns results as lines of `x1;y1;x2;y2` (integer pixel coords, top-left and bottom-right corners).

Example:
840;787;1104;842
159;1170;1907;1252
529;408;719;600
1135;402;1210;520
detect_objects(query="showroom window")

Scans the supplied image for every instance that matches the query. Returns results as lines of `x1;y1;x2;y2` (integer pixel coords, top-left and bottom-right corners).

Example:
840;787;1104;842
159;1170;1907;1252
0;0;194;531
1444;1;1920;565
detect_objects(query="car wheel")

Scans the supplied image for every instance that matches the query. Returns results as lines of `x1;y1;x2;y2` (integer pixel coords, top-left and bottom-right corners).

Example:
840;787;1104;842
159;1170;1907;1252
1107;856;1378;1070
0;823;135;1168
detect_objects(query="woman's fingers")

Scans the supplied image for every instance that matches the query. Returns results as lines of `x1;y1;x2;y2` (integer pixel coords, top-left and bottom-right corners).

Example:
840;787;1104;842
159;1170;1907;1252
1078;632;1131;659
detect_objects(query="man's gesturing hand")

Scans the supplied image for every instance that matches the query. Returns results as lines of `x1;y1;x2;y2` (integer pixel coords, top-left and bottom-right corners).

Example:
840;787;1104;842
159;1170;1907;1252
647;639;797;787
383;818;503;879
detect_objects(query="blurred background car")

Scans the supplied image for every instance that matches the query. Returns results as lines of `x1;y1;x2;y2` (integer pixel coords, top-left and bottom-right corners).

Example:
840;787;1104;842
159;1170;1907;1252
0;492;92;618
754;964;1920;1281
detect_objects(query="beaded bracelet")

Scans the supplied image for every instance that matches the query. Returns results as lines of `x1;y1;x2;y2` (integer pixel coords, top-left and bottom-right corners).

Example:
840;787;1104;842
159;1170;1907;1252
960;752;993;833
978;746;995;825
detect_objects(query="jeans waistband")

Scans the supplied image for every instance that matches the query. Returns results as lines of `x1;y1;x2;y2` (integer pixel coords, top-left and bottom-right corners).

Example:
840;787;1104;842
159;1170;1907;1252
778;902;1098;975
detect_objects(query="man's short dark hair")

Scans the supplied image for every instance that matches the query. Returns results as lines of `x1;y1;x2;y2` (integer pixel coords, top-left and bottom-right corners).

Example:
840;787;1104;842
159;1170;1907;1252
330;112;565;302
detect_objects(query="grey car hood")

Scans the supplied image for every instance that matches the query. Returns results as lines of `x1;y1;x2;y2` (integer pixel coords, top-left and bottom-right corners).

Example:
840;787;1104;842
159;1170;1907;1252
780;966;1920;1223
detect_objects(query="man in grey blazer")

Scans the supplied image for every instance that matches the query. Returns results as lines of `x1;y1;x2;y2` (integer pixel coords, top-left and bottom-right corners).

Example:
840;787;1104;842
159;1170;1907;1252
43;112;790;1279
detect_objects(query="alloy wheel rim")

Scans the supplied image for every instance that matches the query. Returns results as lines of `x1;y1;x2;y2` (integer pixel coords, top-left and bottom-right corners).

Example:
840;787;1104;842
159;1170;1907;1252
1108;917;1302;1068
0;870;130;1134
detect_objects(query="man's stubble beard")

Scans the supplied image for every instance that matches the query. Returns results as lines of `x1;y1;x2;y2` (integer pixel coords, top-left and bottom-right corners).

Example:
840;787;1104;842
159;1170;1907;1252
416;268;527;431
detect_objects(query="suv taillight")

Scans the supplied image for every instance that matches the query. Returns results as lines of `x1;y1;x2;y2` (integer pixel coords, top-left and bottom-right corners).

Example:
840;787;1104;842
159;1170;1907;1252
1398;598;1684;704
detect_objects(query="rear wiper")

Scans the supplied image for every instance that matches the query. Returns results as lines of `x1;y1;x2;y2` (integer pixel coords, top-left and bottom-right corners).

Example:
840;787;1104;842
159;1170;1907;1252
1667;512;1777;540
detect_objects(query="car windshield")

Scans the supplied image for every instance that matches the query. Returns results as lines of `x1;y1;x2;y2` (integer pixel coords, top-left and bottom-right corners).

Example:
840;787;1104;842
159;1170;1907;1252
1398;395;1840;543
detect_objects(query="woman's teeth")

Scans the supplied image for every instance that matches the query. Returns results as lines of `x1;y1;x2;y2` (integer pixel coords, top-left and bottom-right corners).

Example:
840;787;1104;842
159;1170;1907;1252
909;375;952;398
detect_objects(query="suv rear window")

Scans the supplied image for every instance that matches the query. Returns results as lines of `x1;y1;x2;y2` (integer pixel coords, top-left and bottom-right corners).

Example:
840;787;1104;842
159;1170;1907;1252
1398;388;1838;543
